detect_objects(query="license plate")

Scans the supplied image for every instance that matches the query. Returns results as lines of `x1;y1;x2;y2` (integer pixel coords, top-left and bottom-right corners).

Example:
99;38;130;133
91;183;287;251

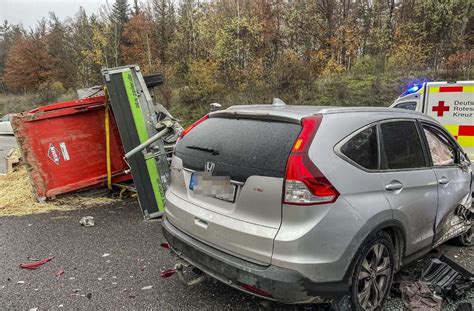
189;172;237;202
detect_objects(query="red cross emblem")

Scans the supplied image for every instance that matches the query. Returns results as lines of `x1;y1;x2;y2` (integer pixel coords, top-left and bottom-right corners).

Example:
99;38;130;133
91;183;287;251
432;101;450;117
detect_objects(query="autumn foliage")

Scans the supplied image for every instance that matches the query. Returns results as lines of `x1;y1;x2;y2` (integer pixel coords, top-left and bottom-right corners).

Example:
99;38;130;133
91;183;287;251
0;0;472;121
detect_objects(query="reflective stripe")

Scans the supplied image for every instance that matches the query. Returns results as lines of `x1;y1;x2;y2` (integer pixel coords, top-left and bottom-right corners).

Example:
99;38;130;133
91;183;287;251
459;125;474;136
458;136;474;147
439;86;463;92
444;124;459;136
443;125;474;148
429;85;474;93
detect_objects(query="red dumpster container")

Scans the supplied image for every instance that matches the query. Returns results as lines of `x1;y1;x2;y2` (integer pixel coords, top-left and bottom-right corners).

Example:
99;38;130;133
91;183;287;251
12;96;131;200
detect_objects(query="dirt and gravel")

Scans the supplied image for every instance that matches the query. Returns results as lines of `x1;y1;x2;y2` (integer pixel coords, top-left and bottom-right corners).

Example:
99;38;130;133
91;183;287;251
0;202;472;310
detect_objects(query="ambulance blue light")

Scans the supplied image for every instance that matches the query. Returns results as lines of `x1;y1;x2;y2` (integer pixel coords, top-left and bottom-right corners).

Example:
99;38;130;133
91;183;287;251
401;83;424;96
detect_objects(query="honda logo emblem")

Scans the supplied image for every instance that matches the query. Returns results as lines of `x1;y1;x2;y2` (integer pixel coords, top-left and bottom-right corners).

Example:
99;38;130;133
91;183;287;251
205;162;215;174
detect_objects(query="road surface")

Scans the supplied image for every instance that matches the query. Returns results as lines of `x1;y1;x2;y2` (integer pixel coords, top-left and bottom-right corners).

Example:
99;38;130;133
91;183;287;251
0;134;17;175
0;202;472;310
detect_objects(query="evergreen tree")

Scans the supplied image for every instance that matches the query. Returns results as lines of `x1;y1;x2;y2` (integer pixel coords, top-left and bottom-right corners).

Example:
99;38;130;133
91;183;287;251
133;0;140;16
111;0;130;25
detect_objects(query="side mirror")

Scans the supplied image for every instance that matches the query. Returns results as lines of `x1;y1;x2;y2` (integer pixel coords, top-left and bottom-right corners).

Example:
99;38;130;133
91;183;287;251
458;151;471;172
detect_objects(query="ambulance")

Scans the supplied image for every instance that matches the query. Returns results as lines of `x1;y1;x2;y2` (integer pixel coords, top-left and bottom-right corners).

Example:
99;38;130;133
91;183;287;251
391;81;474;161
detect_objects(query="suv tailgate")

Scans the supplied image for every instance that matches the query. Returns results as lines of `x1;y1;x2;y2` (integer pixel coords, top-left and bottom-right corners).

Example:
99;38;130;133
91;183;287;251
166;116;301;264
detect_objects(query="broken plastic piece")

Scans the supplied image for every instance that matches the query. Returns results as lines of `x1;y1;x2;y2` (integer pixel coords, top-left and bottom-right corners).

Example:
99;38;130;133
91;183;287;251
79;216;94;227
160;242;170;249
20;257;54;270
55;268;65;276
160;269;177;278
421;255;473;302
456;302;473;311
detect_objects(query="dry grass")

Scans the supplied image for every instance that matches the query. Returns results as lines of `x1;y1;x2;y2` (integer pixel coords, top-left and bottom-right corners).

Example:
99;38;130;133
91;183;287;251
0;166;118;217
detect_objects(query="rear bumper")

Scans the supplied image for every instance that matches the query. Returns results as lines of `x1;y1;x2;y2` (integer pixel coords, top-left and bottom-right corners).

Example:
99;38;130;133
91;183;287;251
162;216;349;304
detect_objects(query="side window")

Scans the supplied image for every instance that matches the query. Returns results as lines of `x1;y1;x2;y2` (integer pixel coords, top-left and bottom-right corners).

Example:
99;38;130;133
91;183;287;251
422;126;455;166
395;102;417;111
380;121;425;169
340;126;378;170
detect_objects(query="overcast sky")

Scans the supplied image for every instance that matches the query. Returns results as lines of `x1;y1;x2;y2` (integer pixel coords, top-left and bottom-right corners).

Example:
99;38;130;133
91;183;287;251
0;0;110;28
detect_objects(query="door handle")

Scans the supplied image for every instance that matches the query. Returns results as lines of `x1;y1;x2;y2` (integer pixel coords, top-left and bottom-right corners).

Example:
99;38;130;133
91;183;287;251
438;177;450;185
385;181;403;191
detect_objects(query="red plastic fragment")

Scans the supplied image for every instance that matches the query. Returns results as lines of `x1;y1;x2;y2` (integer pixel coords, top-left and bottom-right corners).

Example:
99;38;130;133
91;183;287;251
160;269;177;278
128;293;136;299
55;267;65;276
160;243;170;250
20;257;54;270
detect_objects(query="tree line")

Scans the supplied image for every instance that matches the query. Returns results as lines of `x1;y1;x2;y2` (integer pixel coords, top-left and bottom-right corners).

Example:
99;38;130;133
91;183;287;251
0;0;472;121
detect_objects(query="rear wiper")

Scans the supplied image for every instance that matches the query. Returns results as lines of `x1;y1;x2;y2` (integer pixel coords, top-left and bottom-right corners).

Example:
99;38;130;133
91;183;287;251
186;145;219;155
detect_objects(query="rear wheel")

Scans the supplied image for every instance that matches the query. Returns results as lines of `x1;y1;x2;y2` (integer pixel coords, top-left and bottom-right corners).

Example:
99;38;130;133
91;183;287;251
348;232;395;310
455;227;473;246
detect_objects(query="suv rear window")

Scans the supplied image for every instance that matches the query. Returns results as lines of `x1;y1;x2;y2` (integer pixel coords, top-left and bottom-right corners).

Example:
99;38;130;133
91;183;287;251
380;121;425;169
340;126;378;169
175;117;301;182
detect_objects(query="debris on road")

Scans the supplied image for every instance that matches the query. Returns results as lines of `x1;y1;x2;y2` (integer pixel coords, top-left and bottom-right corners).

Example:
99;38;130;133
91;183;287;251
456;302;473;311
160;242;170;249
141;285;153;290
393;253;474;310
79;216;94;227
101;253;110;258
160;269;176;278
20;256;54;270
55;268;65;276
400;280;443;311
17;281;25;284
421;255;473;302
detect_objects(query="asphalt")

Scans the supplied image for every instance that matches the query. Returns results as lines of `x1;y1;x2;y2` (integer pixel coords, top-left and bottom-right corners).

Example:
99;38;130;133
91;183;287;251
0;135;17;175
0;202;264;310
0;202;472;310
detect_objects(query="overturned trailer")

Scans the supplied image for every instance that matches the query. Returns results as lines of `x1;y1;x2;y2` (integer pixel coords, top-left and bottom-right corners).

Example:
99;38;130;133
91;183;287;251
12;65;183;220
12;96;131;200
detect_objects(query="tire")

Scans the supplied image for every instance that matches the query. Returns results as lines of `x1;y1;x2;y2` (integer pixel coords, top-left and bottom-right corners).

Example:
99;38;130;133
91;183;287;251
340;231;395;311
454;227;473;247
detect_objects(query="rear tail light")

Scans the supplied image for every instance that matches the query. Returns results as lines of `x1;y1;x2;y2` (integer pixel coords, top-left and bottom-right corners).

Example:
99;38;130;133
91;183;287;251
178;114;209;140
284;115;339;205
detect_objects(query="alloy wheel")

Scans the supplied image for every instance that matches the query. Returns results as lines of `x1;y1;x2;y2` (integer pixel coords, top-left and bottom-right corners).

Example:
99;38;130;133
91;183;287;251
356;244;391;310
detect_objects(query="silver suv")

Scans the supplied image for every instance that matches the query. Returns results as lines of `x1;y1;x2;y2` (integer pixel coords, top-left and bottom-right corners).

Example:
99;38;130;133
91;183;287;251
162;105;472;310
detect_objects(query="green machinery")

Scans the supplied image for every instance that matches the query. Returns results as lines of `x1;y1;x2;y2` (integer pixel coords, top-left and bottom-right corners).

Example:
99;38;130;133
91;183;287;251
103;65;182;219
